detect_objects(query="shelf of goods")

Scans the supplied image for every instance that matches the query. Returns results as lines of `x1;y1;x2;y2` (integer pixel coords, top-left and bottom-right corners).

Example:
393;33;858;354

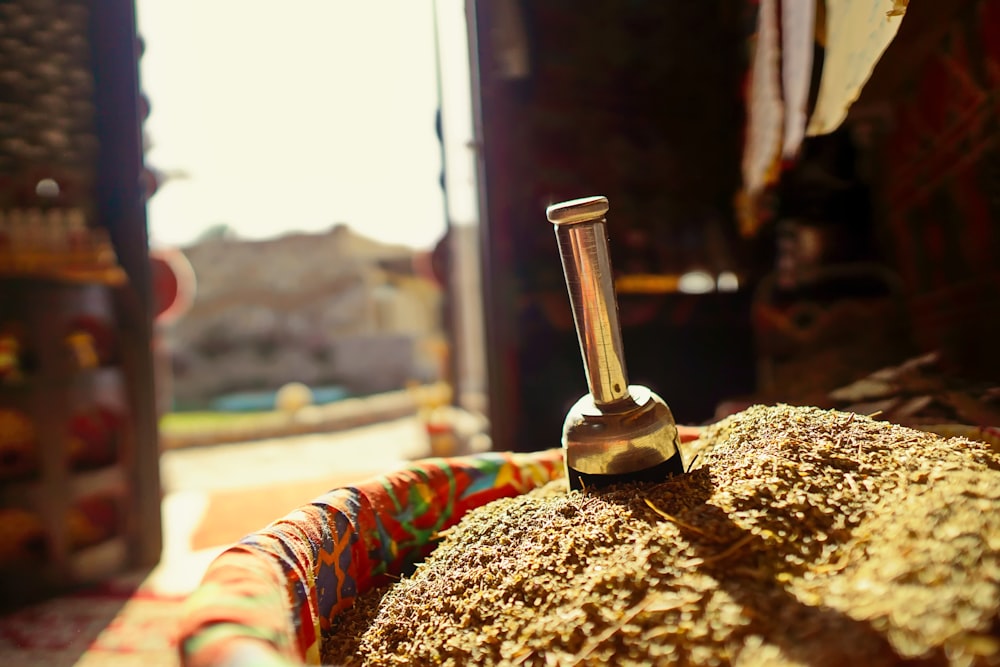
0;278;144;608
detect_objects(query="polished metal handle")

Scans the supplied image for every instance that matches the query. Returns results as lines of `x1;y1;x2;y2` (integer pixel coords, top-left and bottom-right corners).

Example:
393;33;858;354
547;195;684;487
546;196;630;408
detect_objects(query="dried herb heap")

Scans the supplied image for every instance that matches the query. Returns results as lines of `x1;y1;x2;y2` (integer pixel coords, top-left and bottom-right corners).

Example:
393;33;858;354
323;405;1000;667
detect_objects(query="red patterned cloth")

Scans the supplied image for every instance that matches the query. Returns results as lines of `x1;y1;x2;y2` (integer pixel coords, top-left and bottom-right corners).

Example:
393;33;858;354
879;0;1000;378
178;450;564;666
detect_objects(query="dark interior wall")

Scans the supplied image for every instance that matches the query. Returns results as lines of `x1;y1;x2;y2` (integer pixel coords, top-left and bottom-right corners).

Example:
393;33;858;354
471;1;757;451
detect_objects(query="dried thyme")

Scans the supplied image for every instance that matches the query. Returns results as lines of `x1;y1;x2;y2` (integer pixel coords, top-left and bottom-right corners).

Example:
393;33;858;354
323;405;1000;666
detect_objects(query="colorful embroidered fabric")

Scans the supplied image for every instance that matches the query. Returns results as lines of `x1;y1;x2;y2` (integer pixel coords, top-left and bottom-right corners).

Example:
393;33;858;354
178;449;564;667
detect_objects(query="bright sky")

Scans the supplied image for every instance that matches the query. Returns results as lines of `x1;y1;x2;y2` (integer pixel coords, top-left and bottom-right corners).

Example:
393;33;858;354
135;0;447;250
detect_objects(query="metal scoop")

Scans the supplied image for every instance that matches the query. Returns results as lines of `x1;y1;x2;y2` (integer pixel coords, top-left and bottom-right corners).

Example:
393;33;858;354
546;195;685;490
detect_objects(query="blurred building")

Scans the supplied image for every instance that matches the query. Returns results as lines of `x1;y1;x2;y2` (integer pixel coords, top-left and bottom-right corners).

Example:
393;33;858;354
164;224;445;407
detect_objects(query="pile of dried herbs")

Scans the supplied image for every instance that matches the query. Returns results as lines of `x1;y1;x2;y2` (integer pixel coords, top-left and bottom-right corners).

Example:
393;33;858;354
322;404;1000;666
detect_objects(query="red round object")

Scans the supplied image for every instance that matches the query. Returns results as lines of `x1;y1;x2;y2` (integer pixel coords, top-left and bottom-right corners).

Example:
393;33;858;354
150;248;196;324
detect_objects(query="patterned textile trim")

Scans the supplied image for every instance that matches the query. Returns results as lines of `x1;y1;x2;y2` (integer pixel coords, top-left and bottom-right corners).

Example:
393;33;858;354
178;449;564;667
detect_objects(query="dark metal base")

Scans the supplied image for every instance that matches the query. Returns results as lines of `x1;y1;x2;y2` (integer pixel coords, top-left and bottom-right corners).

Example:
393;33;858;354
566;455;686;491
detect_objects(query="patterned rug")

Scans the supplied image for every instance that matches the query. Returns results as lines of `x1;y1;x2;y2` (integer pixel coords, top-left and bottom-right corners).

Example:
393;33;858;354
0;577;186;667
0;474;383;667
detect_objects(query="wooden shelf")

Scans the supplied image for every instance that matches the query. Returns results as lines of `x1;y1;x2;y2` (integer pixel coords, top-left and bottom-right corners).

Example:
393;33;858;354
0;381;33;396
70;464;127;499
0;477;43;507
0;365;124;397
0;0;160;609
68;536;129;584
0;464;126;506
0;278;156;607
0;535;130;611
